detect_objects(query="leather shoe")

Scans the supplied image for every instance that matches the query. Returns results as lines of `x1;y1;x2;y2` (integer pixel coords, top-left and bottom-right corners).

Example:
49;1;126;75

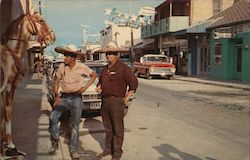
97;151;111;158
48;136;59;154
70;151;80;159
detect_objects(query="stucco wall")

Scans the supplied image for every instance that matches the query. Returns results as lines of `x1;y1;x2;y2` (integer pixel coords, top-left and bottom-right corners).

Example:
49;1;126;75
210;32;250;83
191;0;234;25
238;32;250;83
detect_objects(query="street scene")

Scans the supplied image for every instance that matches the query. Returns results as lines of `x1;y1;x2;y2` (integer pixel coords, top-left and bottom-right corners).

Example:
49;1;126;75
1;0;250;160
10;75;250;160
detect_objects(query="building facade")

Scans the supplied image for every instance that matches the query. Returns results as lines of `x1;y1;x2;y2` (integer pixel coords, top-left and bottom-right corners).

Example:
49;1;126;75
208;0;250;83
141;0;234;75
98;22;141;61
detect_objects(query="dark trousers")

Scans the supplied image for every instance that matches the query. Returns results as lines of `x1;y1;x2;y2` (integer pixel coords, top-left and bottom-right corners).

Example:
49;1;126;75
101;97;125;158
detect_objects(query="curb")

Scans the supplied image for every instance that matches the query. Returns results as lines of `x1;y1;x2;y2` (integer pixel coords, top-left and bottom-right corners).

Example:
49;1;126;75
173;77;250;91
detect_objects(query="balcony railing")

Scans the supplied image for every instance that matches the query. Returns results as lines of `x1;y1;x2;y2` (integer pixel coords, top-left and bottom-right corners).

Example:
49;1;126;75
142;16;189;38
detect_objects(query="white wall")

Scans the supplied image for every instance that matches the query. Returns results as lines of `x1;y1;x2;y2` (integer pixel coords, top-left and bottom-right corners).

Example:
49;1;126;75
100;22;141;48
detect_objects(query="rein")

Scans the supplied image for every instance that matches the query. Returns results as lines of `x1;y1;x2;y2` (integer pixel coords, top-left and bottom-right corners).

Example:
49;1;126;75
3;14;39;44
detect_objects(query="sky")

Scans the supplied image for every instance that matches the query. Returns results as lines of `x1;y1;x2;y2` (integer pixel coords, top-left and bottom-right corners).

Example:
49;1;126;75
33;0;164;54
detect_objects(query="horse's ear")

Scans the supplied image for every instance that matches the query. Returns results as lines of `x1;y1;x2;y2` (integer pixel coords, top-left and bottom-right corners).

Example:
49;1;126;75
29;3;36;15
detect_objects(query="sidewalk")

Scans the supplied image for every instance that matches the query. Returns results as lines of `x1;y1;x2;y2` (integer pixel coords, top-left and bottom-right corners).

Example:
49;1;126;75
11;74;65;160
173;75;250;91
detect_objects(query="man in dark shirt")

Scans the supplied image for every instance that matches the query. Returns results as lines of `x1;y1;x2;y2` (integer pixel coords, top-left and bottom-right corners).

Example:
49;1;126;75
96;51;138;160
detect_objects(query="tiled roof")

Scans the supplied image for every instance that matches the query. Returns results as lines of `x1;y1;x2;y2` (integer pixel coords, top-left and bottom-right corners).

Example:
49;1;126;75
209;0;250;28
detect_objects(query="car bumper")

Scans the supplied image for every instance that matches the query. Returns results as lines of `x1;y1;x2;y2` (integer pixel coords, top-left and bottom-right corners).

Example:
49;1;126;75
149;71;175;76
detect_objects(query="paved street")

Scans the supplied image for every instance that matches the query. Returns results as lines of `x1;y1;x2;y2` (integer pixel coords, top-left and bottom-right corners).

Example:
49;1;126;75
11;75;250;160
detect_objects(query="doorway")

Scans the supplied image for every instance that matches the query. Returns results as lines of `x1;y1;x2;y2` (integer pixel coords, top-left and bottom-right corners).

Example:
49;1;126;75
200;47;210;75
236;47;242;73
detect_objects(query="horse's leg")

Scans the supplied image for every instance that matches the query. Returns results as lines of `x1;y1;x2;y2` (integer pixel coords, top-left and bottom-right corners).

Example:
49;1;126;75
4;76;25;156
4;82;15;148
0;91;5;156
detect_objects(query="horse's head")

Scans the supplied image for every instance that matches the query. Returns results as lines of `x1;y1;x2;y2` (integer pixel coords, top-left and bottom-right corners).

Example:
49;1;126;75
26;13;56;45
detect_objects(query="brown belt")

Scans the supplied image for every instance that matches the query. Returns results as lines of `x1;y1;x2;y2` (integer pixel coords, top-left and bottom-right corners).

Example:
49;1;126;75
61;92;81;97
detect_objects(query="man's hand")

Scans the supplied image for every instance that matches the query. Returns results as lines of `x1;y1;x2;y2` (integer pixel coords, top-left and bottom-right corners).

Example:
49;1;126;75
123;90;135;107
77;71;97;94
123;95;130;106
77;86;88;94
95;85;102;93
53;96;61;109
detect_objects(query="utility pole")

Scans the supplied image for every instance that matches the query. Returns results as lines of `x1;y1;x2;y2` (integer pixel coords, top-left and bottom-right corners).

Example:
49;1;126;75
39;0;42;15
130;28;134;63
129;0;134;62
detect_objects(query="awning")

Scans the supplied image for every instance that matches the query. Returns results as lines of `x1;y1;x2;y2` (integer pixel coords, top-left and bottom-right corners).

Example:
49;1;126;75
186;17;223;33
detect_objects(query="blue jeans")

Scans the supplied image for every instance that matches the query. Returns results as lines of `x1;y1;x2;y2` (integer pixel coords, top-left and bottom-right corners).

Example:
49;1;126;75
49;94;83;152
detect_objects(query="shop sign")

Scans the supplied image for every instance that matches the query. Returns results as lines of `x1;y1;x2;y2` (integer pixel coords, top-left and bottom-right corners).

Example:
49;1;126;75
213;23;250;39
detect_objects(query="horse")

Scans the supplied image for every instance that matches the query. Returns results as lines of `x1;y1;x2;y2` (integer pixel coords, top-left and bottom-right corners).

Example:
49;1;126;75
0;12;55;156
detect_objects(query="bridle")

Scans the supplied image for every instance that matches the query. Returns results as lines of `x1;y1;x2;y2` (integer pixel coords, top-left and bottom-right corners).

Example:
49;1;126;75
6;13;51;45
26;14;40;38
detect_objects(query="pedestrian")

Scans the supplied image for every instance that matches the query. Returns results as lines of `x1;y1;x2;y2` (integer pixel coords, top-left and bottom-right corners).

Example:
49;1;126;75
48;44;97;159
32;58;43;79
96;49;138;160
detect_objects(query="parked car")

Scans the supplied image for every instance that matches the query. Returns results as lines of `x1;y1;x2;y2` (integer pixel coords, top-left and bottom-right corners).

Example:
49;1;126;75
133;54;176;80
120;58;135;73
46;60;133;117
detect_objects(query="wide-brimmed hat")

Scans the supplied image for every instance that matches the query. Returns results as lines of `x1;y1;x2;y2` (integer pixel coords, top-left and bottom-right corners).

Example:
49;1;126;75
55;44;83;57
94;42;129;54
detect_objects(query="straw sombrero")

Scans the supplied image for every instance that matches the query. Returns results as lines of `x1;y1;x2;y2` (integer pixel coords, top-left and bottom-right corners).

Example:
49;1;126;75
55;44;83;57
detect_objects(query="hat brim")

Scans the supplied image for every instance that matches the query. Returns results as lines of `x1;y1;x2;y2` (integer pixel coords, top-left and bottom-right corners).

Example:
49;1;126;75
94;46;129;53
55;47;83;56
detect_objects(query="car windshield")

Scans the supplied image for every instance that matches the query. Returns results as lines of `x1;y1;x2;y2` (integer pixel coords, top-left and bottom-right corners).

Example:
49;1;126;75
146;56;171;63
89;65;104;76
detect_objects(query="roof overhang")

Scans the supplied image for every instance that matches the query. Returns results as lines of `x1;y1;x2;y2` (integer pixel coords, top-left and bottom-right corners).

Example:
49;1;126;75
186;19;216;33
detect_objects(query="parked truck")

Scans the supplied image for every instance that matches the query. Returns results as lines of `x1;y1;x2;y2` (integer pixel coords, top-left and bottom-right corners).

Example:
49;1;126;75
133;54;176;79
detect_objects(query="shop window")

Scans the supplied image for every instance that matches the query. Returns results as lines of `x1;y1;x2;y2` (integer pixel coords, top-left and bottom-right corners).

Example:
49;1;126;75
214;43;222;65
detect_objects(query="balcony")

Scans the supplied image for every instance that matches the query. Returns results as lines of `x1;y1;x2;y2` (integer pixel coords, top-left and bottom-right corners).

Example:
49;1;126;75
141;16;189;38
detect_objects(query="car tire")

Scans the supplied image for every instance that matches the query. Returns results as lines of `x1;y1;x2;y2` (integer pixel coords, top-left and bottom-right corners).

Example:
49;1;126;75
166;75;172;80
146;71;152;80
134;71;140;78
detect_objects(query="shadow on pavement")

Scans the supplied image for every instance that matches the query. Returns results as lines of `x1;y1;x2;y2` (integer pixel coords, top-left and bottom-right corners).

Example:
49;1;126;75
153;144;216;160
82;117;105;149
58;116;105;160
12;75;44;160
79;117;106;159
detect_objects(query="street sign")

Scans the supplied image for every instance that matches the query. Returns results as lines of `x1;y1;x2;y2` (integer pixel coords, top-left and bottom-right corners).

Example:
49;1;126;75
213;32;232;39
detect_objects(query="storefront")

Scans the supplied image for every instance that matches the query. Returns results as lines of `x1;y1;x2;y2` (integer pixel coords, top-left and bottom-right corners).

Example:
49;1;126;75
209;23;250;83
